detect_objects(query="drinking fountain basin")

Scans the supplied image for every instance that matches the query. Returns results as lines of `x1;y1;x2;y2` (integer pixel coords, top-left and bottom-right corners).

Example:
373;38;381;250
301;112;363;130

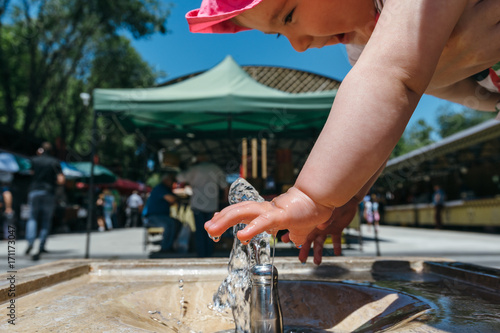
1;257;499;332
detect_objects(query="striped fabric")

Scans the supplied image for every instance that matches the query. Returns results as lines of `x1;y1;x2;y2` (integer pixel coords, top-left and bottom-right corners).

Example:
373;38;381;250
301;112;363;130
474;64;500;93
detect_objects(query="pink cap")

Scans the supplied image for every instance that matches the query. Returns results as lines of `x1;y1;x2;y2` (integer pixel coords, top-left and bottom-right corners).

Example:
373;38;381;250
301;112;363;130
186;0;263;33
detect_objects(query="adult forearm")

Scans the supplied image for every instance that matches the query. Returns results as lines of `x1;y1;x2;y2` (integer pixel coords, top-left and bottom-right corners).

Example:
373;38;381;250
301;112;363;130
428;78;500;112
2;191;13;211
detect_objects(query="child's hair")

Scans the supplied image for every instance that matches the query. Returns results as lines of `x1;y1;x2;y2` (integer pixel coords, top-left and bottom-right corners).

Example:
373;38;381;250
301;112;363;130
186;0;262;34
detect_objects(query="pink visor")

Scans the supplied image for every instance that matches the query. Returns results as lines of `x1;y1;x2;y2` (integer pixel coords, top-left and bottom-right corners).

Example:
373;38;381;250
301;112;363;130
186;0;263;33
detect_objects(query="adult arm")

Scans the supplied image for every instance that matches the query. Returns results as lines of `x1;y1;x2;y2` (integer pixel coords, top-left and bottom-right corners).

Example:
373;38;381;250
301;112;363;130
428;78;500;112
57;173;65;185
2;191;13;214
428;0;500;92
163;193;177;205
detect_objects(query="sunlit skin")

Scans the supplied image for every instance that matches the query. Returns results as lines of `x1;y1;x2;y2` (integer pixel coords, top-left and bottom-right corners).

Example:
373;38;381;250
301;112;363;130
205;0;500;261
233;0;377;52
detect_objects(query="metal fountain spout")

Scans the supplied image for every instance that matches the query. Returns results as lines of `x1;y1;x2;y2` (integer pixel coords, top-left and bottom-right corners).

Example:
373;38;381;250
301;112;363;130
250;264;283;333
215;177;281;332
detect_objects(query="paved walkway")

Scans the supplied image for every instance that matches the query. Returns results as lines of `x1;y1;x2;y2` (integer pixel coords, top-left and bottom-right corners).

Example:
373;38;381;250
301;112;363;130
1;225;499;271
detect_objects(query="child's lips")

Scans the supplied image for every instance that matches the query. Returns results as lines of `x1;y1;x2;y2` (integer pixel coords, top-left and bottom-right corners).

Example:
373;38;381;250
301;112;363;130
337;33;347;44
319;34;344;48
317;33;348;49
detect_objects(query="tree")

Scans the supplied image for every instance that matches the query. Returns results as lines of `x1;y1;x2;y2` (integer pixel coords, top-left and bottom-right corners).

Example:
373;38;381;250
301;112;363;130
0;0;170;180
391;119;435;158
0;0;169;144
436;105;495;138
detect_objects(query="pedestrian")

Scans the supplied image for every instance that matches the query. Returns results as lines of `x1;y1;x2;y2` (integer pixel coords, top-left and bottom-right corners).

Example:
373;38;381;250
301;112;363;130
0;171;15;240
177;154;228;257
371;193;380;232
433;185;446;229
144;173;178;257
363;195;374;230
188;0;500;263
25;142;65;261
125;190;144;227
102;189;116;230
96;192;106;232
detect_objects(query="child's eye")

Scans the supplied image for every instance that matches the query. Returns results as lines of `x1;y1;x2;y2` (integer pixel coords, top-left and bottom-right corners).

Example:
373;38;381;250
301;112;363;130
284;8;294;24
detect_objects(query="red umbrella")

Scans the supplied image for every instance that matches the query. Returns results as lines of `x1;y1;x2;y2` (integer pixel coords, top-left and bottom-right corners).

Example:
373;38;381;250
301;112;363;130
111;178;151;195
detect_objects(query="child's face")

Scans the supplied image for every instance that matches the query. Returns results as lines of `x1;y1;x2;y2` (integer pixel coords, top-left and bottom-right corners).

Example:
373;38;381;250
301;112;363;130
234;0;377;52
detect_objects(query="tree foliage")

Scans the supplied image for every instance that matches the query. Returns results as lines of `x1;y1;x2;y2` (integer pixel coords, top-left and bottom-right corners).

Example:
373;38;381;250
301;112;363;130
391;104;497;158
436;105;495;138
0;0;169;178
391;119;435;158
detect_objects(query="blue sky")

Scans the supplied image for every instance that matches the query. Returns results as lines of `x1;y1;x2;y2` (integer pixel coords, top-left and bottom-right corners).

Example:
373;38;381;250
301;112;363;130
130;0;460;133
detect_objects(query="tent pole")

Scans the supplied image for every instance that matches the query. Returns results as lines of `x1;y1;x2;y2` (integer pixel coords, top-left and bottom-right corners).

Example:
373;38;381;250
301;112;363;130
261;139;267;180
251;138;258;179
85;109;97;259
242;138;247;178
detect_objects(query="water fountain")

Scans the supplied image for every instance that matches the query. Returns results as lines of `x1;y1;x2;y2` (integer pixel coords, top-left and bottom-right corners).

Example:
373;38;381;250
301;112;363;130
1;179;499;331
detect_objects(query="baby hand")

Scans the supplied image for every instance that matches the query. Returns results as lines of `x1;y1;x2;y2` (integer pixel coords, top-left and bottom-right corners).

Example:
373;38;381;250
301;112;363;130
205;186;333;247
282;197;359;264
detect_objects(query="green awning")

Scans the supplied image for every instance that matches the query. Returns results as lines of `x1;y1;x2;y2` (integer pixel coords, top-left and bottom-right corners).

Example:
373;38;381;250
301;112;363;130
93;56;337;140
70;162;117;184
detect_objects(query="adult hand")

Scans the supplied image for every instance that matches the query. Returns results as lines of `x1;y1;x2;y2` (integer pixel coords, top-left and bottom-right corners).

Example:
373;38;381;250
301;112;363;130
281;196;359;265
430;0;500;89
205;186;333;247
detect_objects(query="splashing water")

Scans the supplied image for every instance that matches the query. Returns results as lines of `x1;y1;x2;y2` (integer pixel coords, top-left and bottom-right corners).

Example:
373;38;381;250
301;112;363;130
212;178;272;333
148;310;198;333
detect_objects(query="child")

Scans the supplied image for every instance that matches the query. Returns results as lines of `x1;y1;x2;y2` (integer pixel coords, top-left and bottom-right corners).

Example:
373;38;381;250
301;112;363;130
186;0;500;259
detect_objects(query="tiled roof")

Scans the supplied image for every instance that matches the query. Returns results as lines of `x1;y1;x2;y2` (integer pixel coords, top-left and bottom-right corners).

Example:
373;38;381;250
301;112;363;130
159;66;341;93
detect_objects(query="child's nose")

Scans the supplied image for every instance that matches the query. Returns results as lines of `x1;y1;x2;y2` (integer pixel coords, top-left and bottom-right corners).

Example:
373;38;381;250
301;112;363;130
287;35;310;53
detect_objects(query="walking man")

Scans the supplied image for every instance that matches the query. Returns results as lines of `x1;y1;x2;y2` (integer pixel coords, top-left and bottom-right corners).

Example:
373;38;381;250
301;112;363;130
177;154;228;257
433;185;446;229
25;142;65;260
125;190;144;227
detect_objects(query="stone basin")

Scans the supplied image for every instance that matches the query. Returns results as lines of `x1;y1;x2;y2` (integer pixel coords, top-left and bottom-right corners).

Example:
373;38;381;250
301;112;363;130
1;257;500;332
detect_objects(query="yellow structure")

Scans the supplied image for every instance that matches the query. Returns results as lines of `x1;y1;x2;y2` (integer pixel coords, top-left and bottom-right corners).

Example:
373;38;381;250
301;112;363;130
379;119;500;228
384;197;500;227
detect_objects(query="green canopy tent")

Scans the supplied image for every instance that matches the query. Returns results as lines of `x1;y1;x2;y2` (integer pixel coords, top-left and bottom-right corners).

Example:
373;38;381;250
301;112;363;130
93;55;337;141
92;55;340;181
84;56;339;258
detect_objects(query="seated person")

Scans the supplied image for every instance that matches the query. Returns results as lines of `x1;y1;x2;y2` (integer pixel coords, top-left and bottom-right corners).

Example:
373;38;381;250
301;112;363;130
143;174;177;255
